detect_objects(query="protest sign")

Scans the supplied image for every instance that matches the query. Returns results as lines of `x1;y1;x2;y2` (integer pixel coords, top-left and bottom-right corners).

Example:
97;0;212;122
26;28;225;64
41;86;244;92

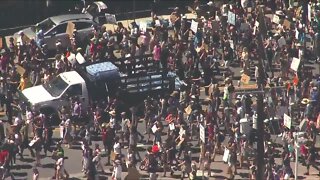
229;40;234;50
191;20;198;33
295;7;302;17
308;4;311;22
295;28;299;39
66;21;75;37
67;53;76;65
241;74;250;84
283;19;291;29
105;13;117;24
290;57;300;71
169;123;175;130
223;148;230;163
16;65;26;75
227;11;236;25
139;22;147;32
199;124;205;143
152;125;158;133
185;105;192;115
255;21;259;27
272;15;280;24
155;20;161;27
76;53;86;64
284;113;292;129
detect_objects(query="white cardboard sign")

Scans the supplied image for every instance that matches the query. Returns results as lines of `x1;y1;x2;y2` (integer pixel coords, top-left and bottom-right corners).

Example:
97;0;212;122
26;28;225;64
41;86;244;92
139;22;147;32
272;15;280;24
290;57;300;71
76;53;86;64
284;113;292;129
227;11;236;25
199;124;205;143
169;123;175;130
191;20;198;33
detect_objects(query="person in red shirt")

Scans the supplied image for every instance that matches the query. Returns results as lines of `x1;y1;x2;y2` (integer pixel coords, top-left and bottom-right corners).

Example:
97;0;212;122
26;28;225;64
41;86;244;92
0;149;9;166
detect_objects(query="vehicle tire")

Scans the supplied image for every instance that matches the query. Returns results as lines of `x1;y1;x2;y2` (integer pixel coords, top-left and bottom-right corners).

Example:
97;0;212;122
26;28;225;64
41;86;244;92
40;107;61;126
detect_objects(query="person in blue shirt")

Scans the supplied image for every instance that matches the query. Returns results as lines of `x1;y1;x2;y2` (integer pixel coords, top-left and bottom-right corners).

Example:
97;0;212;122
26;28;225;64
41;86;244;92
36;27;44;47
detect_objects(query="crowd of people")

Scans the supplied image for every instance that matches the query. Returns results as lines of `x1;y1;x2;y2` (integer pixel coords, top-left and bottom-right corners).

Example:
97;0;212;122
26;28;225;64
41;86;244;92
0;0;319;179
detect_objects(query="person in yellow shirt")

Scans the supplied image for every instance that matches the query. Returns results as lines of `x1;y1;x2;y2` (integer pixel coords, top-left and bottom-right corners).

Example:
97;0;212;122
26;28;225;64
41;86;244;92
17;74;28;91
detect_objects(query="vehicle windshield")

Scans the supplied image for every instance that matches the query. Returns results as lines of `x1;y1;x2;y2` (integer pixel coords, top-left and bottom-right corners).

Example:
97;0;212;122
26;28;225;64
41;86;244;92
43;76;68;97
36;18;56;34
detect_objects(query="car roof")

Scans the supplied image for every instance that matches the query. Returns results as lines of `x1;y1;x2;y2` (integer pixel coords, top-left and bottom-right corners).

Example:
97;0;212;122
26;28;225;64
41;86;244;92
50;14;93;25
59;71;85;85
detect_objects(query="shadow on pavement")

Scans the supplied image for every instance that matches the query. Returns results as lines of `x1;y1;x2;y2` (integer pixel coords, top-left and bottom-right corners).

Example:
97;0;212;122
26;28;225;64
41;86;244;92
211;169;223;173
12;171;28;177
211;175;227;179
298;176;306;179
42;163;55;168
238;172;250;178
20;158;35;163
15;164;32;170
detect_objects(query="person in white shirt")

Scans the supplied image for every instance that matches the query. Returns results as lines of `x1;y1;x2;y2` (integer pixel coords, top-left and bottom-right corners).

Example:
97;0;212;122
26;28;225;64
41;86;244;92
112;160;122;180
14;117;22;126
93;144;105;173
113;137;121;155
109;111;116;130
55;153;65;180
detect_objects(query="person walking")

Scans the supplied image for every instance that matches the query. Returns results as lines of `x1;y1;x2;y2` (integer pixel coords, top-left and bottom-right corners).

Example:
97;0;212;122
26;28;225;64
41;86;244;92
111;159;122;180
55;153;66;180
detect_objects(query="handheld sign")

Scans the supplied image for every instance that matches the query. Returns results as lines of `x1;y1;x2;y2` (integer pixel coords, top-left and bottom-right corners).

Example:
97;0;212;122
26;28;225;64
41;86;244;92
272;15;280;24
223;148;230;163
283;19;291;30
151;125;158;133
290;57;300;71
76;53;86;64
67;53;76;65
66;21;75;37
199;124;205;143
169;123;175;130
16;65;26;75
105;13;117;24
241;74;250;84
284;113;292;129
155;20;161;27
139;22;147;32
227;11;236;25
191;20;198;33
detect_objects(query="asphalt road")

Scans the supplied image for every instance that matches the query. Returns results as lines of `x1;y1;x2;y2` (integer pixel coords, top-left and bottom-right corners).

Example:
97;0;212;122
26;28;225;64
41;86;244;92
4;11;320;180
7;59;320;180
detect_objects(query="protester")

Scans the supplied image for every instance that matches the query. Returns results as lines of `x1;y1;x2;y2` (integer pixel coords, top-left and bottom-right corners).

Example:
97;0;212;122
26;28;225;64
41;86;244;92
0;0;320;179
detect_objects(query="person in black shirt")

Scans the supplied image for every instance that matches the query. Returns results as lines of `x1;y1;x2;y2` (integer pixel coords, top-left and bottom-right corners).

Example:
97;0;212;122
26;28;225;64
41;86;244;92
147;147;158;180
5;89;13;125
305;143;320;176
